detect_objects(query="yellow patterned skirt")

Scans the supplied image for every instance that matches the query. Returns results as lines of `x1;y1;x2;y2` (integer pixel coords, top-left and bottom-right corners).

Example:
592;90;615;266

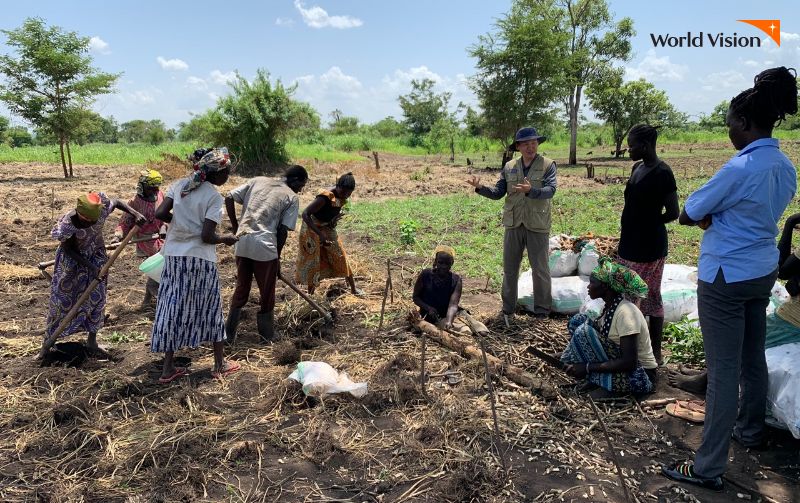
295;218;352;289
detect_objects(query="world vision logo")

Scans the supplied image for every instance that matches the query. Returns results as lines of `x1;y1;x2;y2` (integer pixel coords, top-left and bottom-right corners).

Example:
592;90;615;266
738;20;781;46
650;19;781;48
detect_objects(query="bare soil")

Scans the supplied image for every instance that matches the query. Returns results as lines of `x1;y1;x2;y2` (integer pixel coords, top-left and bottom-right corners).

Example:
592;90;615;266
1;156;798;503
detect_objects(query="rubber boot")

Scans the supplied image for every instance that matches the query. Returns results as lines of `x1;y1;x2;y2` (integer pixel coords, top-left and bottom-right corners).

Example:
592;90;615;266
225;308;242;344
257;311;275;344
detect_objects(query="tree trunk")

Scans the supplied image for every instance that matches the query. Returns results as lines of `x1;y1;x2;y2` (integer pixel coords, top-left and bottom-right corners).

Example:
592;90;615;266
449;137;455;163
568;85;582;166
65;140;74;177
58;136;68;178
615;136;623;158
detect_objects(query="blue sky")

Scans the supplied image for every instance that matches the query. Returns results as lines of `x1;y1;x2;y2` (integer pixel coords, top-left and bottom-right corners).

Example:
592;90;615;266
1;0;798;129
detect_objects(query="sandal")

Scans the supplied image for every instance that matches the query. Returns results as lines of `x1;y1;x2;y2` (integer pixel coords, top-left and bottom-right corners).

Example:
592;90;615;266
666;401;705;424
661;461;723;491
158;367;189;384
212;361;241;379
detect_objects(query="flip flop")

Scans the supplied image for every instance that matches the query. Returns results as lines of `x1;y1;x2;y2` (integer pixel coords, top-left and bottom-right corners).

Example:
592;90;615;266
666;401;705;424
212;361;241;379
158;367;188;384
679;399;706;413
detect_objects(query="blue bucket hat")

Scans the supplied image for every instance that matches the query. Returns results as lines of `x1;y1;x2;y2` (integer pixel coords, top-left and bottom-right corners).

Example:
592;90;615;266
509;127;547;151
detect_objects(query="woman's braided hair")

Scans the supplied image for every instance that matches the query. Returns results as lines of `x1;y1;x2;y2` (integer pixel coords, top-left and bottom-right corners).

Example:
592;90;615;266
730;66;798;130
627;124;661;146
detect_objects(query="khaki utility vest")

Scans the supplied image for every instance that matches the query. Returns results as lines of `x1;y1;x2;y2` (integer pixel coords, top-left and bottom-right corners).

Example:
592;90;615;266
501;154;553;232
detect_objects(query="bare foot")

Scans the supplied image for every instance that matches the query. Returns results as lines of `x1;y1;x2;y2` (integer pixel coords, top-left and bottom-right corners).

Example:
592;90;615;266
667;370;708;394
678;364;705;376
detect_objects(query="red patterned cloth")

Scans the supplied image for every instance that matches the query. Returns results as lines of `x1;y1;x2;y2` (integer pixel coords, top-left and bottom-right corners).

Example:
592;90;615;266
115;192;165;257
616;256;666;318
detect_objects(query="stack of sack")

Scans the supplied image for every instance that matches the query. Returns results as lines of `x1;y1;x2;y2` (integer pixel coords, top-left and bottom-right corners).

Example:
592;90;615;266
518;235;788;322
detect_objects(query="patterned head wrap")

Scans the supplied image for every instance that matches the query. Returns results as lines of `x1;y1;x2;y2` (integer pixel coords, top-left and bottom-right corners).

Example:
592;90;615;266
181;147;231;196
434;245;455;260
137;169;163;201
76;192;102;221
590;257;648;298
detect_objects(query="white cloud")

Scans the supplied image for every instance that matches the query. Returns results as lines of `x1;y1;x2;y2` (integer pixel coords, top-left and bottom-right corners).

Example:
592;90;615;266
624;50;688;82
89;36;110;55
698;71;748;92
157;56;189;71
186;76;207;91
295;66;364;101
742;59;760;67
121;90;156;105
275;17;295;27
210;70;237;85
294;0;363;29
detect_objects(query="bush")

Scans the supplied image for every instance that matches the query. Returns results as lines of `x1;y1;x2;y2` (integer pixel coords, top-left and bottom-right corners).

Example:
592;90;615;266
664;317;704;365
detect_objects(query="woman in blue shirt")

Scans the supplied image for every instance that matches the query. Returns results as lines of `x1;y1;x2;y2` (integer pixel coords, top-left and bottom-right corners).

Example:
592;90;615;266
663;67;798;491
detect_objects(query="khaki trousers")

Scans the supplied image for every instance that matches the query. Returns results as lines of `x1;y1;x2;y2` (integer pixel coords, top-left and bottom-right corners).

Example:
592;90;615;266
502;226;551;315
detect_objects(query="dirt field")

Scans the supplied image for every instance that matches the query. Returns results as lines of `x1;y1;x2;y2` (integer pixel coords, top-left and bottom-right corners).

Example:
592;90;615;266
1;153;799;503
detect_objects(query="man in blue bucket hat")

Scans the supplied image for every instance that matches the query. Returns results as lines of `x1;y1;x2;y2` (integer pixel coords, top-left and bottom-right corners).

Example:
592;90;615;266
467;126;557;326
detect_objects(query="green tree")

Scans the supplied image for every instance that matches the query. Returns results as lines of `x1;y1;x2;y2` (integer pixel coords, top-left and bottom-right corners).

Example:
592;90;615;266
6;125;33;147
699;100;729;129
0;18;119;177
463;106;485;137
428;103;465;161
559;0;634;165
212;69;296;169
586;69;681;156
178;110;221;143
369;116;405;137
328;110;360;135
469;1;568;149
85;115;119;143
119;119;170;144
0;116;8;143
398;78;449;143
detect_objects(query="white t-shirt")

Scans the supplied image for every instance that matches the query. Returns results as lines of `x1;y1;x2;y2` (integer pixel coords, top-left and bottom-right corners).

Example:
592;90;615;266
161;178;224;263
229;178;299;262
599;300;658;370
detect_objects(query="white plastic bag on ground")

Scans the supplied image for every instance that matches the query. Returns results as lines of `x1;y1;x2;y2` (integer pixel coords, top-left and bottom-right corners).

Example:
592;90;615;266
519;271;588;314
578;243;600;276
662;264;698;284
580;297;605;319
660;264;698;322
548;235;564;251
288;361;367;398
767;282;790;316
765;342;800;439
549;249;578;277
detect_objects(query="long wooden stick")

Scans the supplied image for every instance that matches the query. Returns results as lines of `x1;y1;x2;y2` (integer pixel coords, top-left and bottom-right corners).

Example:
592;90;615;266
277;271;333;323
38;225;140;359
378;259;391;331
37;234;160;270
413;318;556;396
477;335;507;472
587;397;633;503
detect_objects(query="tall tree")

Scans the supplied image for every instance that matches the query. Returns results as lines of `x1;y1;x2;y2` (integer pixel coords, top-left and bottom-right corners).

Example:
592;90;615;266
0;18;119;177
586;69;683;156
398;78;450;143
558;0;634;165
469;1;568;149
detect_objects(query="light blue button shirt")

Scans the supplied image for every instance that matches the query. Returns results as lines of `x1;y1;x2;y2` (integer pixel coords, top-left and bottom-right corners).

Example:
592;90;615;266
684;138;796;283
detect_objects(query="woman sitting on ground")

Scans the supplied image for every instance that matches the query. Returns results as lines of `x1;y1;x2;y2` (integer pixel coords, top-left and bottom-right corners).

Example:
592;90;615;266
296;172;359;295
45;193;146;352
412;245;488;336
561;257;659;398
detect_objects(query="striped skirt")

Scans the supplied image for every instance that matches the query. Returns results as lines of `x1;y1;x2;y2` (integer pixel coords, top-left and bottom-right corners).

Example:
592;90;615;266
151;255;226;353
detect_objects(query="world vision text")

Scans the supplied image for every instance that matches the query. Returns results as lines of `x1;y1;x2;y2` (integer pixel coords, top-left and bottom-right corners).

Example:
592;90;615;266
650;32;761;48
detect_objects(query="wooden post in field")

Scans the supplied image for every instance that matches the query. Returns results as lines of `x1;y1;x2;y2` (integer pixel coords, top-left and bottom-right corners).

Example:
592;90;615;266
372;151;380;171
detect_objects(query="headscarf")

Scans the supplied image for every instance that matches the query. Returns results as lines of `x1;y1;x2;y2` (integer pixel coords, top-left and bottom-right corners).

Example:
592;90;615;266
181;147;231;197
434;245;456;260
137;169;163;201
590;257;648;298
76;192;102;221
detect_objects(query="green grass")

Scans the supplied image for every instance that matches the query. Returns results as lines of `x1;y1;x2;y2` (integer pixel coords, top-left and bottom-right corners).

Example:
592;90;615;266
0;142;197;165
345;175;797;285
